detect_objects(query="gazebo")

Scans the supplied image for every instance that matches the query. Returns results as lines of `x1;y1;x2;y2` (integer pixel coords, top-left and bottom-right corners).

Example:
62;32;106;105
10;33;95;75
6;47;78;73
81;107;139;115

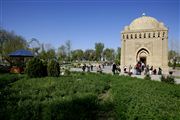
8;49;34;73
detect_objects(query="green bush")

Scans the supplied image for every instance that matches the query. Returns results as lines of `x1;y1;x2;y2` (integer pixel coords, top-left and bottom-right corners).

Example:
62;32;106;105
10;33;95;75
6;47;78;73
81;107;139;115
161;75;175;84
47;60;60;77
64;69;71;76
0;65;10;73
25;58;47;78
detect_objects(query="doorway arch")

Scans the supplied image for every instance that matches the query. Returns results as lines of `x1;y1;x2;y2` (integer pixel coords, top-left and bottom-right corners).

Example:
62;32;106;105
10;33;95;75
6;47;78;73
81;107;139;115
136;48;150;65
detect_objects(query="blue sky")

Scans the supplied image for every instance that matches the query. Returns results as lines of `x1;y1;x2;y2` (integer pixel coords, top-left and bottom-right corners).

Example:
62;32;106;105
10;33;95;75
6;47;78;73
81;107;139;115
1;0;179;51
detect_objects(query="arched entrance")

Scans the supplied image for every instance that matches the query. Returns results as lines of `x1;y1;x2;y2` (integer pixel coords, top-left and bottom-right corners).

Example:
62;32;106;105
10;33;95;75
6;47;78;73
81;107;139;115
136;48;150;65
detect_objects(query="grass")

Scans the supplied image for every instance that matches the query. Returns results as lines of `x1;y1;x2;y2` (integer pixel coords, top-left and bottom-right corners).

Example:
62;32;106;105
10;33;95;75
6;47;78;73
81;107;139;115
0;72;113;120
0;72;180;120
111;75;180;120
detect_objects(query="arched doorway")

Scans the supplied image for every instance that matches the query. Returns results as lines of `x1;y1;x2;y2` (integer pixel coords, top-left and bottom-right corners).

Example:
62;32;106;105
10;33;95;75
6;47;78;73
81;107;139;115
136;48;150;65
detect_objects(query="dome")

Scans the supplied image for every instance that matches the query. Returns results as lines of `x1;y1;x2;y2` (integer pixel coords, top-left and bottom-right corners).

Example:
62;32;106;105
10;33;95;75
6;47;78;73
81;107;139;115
129;16;160;30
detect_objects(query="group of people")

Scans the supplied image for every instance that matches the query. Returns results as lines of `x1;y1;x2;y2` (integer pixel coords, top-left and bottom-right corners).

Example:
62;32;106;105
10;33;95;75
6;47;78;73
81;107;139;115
124;61;163;75
82;64;94;72
111;61;163;76
81;62;163;76
82;63;105;73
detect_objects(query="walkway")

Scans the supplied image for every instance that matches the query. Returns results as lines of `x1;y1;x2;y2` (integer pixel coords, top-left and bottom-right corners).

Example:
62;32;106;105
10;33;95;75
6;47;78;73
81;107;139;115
70;66;180;84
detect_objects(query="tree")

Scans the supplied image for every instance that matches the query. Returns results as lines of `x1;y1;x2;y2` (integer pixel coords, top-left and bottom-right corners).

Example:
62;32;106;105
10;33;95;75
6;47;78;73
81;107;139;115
0;28;27;64
168;50;177;61
38;49;56;61
84;49;96;61
47;49;56;60
66;40;71;61
95;42;104;61
28;38;41;55
57;45;67;61
71;49;84;61
103;48;115;61
38;50;48;60
115;47;121;64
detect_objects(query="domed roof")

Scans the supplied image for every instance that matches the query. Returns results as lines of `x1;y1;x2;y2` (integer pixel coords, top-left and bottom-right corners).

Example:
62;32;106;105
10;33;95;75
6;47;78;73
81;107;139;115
129;15;160;30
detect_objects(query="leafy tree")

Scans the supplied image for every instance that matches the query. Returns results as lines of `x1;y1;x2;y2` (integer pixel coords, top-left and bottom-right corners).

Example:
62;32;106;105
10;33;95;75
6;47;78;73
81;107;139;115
47;59;60;77
26;58;47;78
95;42;104;61
38;50;48;60
168;50;178;61
115;47;121;64
47;49;56;60
103;48;115;61
28;38;41;55
58;45;67;61
0;28;27;64
66;40;71;61
38;49;56;61
71;49;84;61
84;49;96;61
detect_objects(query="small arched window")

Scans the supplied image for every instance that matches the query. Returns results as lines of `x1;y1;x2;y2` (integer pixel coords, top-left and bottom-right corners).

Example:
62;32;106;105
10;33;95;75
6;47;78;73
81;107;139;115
158;32;160;37
139;33;141;38
163;32;165;37
131;34;133;39
123;35;125;39
135;34;137;38
144;33;146;38
153;32;155;37
127;34;129;39
148;33;151;38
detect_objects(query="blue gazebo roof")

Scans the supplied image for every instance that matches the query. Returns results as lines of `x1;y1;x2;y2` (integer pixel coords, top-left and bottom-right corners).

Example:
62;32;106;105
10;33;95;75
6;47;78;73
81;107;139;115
9;49;34;57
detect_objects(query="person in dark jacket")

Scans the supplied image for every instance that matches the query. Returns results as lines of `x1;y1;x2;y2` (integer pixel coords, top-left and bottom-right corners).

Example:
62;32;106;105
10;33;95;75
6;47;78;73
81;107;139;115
112;63;117;75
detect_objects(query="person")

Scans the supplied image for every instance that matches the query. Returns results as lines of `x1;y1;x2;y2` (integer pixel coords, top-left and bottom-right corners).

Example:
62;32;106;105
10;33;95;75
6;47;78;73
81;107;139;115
124;66;127;73
149;66;153;75
116;64;121;73
87;65;90;72
82;64;86;72
128;65;133;76
141;62;145;71
144;65;149;75
153;69;157;75
158;67;162;75
112;63;117;75
133;66;136;75
90;64;93;71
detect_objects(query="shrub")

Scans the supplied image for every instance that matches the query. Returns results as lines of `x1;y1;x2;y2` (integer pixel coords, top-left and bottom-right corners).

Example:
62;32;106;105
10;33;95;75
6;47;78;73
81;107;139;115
64;69;71;76
47;60;60;77
0;65;10;73
144;74;151;80
25;58;47;78
161;75;175;84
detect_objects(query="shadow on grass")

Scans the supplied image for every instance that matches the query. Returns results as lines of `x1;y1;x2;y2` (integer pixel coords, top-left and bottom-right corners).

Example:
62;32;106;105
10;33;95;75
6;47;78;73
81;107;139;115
0;93;114;120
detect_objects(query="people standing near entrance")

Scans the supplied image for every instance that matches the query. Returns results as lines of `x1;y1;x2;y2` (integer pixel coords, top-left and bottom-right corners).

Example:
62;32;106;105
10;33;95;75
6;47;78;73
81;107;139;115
149;66;153;75
141;62;145;71
124;66;127;73
144;65;149;75
128;65;133;76
153;69;157;75
136;61;141;75
112;63;117;75
158;67;162;75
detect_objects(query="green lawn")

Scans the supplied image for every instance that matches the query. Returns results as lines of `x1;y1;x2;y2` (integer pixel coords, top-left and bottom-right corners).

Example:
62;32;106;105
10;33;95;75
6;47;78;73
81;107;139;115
0;72;180;120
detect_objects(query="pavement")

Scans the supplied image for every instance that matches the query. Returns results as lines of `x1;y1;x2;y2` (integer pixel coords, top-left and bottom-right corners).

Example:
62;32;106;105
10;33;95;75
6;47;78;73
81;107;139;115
70;66;180;84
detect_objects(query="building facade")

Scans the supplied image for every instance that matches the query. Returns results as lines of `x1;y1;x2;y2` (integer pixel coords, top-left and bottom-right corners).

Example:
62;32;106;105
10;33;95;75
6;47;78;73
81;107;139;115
121;14;168;71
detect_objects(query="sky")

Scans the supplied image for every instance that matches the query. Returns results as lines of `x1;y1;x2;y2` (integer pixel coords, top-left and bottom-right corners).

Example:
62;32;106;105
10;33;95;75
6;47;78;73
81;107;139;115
0;0;180;51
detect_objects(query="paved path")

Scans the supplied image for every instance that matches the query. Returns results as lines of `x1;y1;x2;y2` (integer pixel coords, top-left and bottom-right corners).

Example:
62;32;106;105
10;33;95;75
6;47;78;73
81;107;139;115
71;66;180;84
